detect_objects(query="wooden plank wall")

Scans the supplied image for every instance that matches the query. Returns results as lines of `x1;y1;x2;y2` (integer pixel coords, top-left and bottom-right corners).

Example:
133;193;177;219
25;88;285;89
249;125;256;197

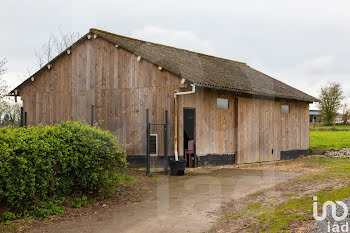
178;87;237;156
179;91;309;164
237;97;309;164
20;36;310;162
20;37;182;156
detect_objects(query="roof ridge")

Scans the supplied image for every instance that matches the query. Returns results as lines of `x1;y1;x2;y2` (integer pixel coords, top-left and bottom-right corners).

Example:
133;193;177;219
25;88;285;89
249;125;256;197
90;28;247;66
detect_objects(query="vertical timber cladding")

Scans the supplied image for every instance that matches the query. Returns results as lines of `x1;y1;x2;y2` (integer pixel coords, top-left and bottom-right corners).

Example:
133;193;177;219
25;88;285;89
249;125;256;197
237;97;310;164
21;48;74;125
178;87;237;157
18;34;311;161
19;37;182;156
90;37;183;156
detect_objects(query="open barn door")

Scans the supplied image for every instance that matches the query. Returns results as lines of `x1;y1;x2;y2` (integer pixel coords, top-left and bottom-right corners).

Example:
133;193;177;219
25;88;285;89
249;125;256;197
183;108;196;167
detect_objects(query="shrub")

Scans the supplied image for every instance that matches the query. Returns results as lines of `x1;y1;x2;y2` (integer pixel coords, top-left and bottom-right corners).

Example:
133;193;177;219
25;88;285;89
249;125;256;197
32;202;65;218
0;121;126;218
69;195;88;208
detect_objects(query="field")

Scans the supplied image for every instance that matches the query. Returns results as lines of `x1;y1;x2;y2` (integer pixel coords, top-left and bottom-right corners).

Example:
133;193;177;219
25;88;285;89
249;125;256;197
310;124;350;150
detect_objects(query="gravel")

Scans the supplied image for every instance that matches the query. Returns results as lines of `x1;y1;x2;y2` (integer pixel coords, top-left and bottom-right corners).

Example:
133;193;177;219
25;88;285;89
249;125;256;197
325;149;350;158
309;198;350;233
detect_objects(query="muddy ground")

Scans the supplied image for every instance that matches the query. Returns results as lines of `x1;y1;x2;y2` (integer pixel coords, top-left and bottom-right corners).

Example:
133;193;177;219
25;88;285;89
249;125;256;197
3;158;325;233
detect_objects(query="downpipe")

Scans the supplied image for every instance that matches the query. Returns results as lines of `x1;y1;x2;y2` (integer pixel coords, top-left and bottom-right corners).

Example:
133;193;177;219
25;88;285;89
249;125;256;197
174;83;196;161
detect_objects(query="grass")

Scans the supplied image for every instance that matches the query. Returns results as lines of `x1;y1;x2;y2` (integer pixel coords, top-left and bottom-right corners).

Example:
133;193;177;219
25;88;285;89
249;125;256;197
310;131;350;150
248;187;350;233
236;157;350;233
310;124;350;150
310;124;350;131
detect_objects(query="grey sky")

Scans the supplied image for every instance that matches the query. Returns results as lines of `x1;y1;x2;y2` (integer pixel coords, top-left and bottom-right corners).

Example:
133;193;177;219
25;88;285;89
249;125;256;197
1;0;350;108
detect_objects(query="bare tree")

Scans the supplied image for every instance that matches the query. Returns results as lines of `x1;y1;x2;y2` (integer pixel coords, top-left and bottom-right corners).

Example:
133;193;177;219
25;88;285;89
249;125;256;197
34;34;55;68
0;58;6;76
318;82;344;126
0;58;9;121
34;31;80;69
342;103;350;124
53;30;80;54
17;66;33;82
0;58;8;97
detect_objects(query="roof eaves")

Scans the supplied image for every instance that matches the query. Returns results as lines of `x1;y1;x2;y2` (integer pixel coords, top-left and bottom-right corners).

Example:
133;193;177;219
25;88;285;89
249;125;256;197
194;82;318;102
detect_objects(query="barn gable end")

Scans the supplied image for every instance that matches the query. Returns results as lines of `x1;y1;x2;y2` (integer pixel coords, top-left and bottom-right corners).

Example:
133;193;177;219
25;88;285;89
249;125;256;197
19;36;183;156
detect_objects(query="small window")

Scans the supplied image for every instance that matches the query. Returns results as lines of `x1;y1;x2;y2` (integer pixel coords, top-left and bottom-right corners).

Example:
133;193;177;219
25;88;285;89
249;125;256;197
282;105;290;114
217;98;229;109
150;134;158;156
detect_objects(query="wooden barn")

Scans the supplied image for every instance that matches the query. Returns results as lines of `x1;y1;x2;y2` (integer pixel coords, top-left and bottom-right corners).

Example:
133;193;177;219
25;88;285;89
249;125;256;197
9;28;317;167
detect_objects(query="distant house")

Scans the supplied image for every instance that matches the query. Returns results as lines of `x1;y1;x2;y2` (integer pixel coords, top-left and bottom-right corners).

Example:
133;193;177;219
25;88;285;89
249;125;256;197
9;28;318;166
309;110;322;123
310;110;350;124
335;114;347;124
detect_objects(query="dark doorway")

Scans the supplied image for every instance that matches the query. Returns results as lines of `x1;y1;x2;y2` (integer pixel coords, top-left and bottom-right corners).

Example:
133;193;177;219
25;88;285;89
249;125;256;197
183;108;196;167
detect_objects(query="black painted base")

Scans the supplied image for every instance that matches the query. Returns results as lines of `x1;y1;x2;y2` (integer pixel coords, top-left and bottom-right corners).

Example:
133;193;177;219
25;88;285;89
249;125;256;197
127;154;236;167
280;150;309;160
127;155;176;168
197;154;236;167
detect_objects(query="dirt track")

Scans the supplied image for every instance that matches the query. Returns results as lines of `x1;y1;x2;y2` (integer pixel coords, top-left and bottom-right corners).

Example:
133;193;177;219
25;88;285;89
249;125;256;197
28;168;297;233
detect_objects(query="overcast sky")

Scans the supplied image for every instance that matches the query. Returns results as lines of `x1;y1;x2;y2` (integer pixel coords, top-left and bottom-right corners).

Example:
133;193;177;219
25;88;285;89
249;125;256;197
1;0;350;108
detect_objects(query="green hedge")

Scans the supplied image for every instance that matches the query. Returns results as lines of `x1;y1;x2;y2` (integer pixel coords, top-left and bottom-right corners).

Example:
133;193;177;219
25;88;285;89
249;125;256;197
0;121;126;218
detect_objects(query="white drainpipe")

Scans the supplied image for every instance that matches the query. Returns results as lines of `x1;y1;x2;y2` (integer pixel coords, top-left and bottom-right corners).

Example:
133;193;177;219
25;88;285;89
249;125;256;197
174;83;196;161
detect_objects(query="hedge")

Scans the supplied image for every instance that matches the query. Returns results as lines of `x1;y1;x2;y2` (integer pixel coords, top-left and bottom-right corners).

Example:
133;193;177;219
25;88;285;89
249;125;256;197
0;121;126;219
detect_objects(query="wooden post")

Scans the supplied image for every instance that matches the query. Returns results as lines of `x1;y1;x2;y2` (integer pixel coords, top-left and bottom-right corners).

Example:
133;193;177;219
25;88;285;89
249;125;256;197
24;112;27;127
164;110;168;175
20;107;24;127
234;97;239;163
91;105;95;126
313;116;316;128
146;109;150;176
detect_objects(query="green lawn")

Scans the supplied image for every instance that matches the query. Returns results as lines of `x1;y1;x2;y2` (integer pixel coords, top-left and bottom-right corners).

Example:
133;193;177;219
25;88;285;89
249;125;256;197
310;124;350;150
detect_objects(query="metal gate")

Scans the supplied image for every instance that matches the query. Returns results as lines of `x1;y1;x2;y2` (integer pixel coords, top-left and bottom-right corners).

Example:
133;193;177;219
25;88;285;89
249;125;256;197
145;109;168;176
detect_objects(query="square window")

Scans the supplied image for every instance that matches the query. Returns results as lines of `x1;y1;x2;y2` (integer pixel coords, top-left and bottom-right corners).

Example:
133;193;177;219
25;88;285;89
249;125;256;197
282;105;290;114
217;98;229;109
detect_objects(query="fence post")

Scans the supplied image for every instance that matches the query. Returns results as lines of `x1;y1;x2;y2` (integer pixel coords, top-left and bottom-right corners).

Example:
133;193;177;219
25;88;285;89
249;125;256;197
146;109;150;176
164;110;168;174
24;112;27;127
91;105;95;126
20;107;24;127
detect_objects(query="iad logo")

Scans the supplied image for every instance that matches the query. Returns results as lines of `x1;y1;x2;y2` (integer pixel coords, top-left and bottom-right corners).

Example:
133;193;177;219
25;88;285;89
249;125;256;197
313;196;349;233
313;196;348;221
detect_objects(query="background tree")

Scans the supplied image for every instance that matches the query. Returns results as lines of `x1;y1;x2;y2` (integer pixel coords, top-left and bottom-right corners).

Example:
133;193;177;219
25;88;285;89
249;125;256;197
17;30;80;82
0;102;21;126
34;30;80;69
342;103;350;124
0;58;9;120
318;82;344;126
0;58;7;95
